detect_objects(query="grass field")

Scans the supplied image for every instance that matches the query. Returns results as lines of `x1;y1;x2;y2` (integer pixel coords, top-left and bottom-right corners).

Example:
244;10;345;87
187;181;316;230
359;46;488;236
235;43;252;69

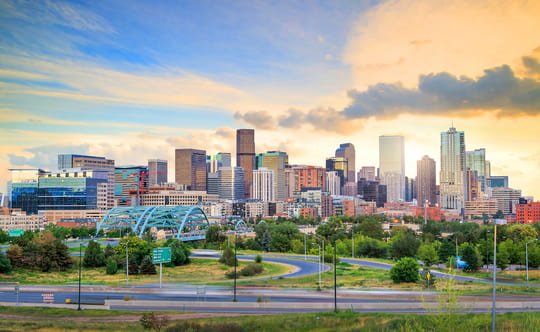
0;258;292;286
1;307;539;331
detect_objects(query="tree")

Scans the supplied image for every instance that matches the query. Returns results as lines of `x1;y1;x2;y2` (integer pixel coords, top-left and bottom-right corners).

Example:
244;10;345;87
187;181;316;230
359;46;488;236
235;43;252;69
205;224;225;243
357;238;388;258
0;251;12;274
104;244;115;259
83;240;105;268
139;255;157;275
418;244;439;267
165;239;191;266
356;218;384;240
261;230;271;252
438;240;455;264
390;257;420;283
493;210;504;219
0;229;9;244
116;236;155;265
44;224;71;240
461;244;481;272
497;245;510;271
6;244;24;269
219;247;236;267
391;228;420;259
105;258;118;275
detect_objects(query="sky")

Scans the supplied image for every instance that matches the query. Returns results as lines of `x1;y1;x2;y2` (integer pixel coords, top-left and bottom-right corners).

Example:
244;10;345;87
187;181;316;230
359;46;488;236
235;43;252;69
1;0;540;199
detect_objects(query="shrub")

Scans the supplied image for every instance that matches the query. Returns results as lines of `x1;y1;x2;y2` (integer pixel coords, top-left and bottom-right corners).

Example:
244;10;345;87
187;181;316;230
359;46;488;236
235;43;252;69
219;247;237;267
0;251;12;274
140;312;169;332
225;270;238;279
239;263;263;276
105;258;118;275
390;257;420;283
254;255;262;263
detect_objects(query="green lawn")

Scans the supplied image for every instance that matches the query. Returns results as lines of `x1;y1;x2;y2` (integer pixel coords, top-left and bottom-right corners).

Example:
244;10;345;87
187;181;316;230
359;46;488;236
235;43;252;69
0;258;292;286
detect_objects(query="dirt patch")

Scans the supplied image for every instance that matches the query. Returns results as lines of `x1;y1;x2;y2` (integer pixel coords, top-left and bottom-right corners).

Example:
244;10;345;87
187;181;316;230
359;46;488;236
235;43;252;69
0;312;268;323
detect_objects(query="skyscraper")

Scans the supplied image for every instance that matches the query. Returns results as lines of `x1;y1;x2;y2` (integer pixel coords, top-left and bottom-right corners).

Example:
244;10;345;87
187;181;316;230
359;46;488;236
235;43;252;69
252;167;274;201
175;148;207;191
416;155;436;206
440;126;466;211
325;157;347;188
335;143;355;182
114;166;148;206
326;171;341;195
358;166;377;181
466;148;489;192
379;135;405;202
218;167;244;200
236;129;255;199
148;159;167;187
256;151;288;201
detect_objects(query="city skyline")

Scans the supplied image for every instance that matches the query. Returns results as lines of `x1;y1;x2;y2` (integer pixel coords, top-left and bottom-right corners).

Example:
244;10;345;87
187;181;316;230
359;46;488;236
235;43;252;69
1;1;539;199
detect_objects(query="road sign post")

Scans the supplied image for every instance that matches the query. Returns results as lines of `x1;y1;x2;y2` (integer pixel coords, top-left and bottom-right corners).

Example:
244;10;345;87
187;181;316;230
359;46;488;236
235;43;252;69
152;247;172;288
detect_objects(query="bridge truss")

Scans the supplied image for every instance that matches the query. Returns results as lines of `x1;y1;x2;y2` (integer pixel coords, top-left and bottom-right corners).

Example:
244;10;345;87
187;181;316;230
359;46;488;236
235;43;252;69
96;206;210;241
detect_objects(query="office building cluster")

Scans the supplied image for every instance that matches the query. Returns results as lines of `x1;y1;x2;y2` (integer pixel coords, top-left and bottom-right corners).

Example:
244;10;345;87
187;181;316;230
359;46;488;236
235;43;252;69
3;126;537;230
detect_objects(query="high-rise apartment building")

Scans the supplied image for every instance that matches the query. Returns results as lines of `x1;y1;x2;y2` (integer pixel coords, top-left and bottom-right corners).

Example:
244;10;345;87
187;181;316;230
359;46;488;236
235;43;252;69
379;135;405;202
252;167;274;201
416;155;436;206
175;149;207;191
440;126;466;212
256;151;288;201
58;154;115;209
358;166;377;181
335;143;355;183
292;166;326;192
326;171;341;195
466;148;490;192
148;159;167;187
236;129;255;199
218;167;244;200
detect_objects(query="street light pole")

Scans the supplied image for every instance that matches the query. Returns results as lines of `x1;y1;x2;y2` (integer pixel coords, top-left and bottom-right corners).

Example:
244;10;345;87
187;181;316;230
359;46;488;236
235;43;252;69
526;239;538;285
351;228;354;259
492;219;507;332
125;240;130;286
77;243;82;311
304;233;307;261
312;241;322;290
333;242;337;312
233;234;237;302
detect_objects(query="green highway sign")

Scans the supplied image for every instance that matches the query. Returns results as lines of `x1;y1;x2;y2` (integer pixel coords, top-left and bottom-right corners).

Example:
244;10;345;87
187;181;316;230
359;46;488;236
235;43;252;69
152;247;171;264
8;229;24;237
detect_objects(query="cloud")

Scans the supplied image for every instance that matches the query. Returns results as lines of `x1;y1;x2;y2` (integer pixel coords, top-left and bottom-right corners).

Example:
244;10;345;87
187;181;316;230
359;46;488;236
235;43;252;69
343;64;540;119
523;56;540;75
235;60;540;132
344;0;540;88
8;144;92;170
0;0;114;33
234;111;276;130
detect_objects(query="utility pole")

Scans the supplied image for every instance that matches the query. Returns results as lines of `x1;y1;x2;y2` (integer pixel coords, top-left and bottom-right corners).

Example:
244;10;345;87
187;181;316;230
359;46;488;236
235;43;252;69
77;243;82;310
125;240;130;286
